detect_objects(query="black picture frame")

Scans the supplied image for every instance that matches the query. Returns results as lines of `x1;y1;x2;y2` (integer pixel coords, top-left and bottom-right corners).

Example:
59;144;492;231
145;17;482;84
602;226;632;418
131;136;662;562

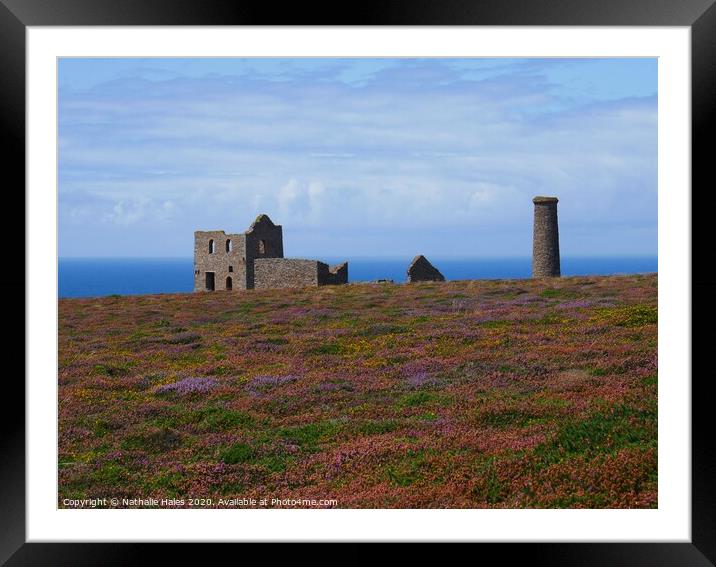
5;0;714;562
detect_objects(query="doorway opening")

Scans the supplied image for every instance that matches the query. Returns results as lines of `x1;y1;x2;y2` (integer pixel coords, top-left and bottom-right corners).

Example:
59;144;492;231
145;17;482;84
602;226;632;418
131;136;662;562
205;272;215;291
226;276;232;290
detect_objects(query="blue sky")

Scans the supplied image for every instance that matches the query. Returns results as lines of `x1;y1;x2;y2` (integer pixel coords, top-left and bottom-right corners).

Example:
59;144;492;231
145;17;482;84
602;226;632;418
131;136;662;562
58;57;657;258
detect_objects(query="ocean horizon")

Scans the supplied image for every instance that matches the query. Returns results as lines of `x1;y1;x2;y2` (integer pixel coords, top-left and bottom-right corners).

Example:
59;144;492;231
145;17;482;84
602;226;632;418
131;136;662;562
58;256;658;299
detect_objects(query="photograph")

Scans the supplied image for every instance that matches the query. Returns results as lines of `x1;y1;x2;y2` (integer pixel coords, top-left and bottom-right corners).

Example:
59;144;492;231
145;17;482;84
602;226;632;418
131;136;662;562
56;56;659;510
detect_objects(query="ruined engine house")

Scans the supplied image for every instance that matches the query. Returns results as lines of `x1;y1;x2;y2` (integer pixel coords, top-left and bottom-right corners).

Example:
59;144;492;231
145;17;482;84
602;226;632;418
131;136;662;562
193;214;347;291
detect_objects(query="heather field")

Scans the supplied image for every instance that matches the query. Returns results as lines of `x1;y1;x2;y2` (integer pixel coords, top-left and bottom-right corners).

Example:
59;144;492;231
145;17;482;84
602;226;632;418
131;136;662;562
58;274;657;508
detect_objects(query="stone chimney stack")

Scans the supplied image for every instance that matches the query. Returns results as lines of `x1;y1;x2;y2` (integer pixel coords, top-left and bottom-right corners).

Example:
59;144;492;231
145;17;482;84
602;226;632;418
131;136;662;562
532;196;560;278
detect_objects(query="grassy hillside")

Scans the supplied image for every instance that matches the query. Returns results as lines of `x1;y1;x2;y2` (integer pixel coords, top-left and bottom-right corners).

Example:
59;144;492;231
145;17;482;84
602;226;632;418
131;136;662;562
58;274;657;508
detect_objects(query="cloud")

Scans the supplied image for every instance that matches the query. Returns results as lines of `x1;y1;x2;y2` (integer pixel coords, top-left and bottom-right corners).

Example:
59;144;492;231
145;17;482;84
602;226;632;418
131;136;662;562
100;196;180;226
276;179;328;225
58;58;657;257
102;198;148;225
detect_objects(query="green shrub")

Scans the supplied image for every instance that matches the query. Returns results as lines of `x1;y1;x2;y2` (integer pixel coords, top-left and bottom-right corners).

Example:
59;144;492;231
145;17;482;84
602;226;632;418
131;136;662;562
93;362;131;377
398;391;435;407
386;450;429;487
278;420;342;451
188;406;254;431
539;288;578;299
308;343;342;355
533;404;656;465
220;443;256;464
121;428;182;453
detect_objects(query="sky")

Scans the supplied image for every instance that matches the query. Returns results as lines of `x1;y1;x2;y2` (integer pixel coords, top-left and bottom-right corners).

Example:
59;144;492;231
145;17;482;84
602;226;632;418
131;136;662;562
58;57;657;258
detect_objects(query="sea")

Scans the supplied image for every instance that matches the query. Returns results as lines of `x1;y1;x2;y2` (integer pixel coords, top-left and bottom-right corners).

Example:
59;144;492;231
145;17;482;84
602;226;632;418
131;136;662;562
58;257;658;299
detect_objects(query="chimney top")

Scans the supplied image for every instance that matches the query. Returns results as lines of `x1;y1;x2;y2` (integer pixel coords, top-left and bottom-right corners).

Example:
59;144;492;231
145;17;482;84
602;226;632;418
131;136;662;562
533;196;559;204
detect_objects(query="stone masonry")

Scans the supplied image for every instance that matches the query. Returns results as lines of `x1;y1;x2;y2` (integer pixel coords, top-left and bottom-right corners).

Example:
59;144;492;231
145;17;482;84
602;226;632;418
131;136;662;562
318;261;348;286
194;214;348;291
254;259;348;289
532;196;561;278
406;255;445;282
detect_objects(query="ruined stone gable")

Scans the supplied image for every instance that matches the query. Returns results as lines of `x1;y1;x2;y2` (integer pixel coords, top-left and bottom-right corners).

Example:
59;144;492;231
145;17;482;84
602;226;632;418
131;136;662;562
406;255;445;283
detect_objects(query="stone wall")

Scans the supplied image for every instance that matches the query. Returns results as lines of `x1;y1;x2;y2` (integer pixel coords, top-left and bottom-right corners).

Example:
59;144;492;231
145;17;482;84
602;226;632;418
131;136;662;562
318;262;348;285
254;259;320;289
193;231;248;291
254;259;349;289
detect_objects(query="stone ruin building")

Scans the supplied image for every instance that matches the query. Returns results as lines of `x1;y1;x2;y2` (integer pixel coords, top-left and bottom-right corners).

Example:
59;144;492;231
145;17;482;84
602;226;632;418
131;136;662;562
194;214;348;291
407;255;445;282
532;196;561;278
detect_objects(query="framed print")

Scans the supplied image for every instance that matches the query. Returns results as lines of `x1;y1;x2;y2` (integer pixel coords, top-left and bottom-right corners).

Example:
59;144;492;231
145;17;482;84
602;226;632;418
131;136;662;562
5;0;715;562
